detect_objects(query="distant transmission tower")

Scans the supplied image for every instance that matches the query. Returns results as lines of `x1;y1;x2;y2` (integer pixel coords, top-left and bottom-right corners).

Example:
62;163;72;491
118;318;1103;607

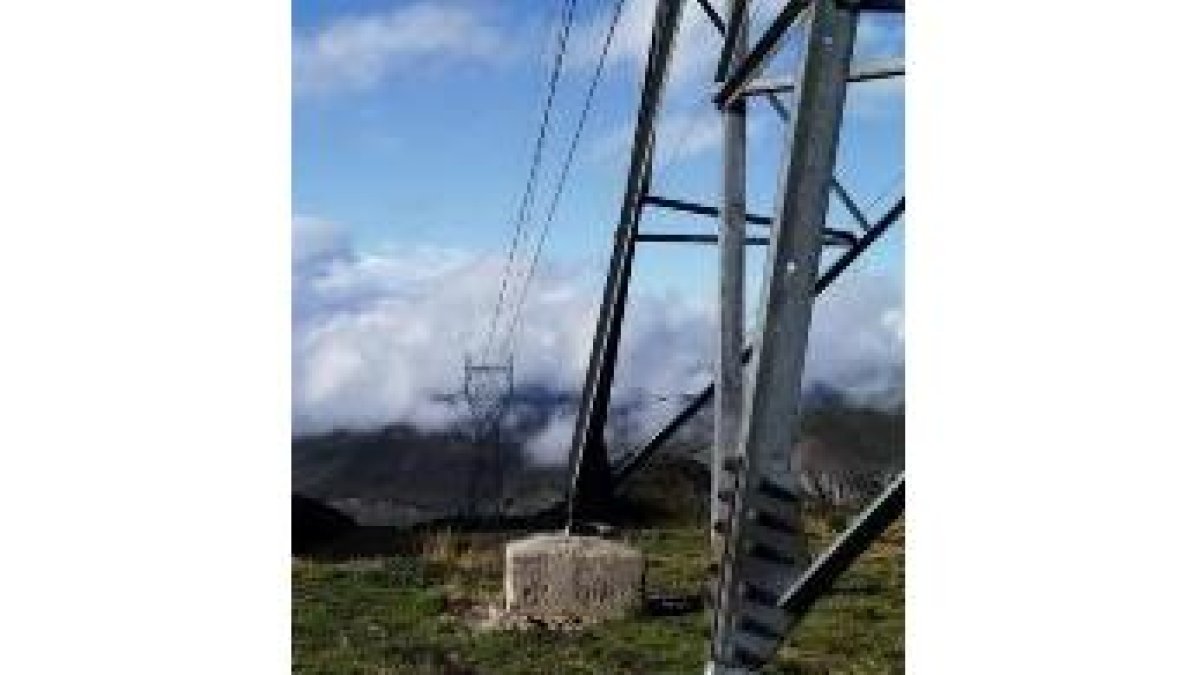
462;354;515;519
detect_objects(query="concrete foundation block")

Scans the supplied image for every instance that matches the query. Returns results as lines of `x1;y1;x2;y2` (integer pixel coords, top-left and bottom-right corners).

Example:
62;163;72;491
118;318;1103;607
504;534;644;622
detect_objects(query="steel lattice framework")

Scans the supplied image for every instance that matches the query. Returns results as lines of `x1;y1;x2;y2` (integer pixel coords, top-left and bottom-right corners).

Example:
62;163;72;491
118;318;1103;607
562;0;905;672
463;355;514;519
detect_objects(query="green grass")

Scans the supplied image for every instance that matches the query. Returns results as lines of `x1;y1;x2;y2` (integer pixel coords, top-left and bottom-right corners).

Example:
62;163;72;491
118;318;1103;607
293;513;902;674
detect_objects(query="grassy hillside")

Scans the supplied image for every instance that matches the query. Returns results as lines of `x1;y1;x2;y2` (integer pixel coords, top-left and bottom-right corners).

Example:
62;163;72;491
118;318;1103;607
294;511;902;674
293;400;902;529
294;400;905;674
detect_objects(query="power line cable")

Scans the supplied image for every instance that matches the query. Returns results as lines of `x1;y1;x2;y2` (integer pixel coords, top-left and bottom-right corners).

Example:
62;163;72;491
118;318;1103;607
498;0;629;354
480;0;577;359
479;0;580;361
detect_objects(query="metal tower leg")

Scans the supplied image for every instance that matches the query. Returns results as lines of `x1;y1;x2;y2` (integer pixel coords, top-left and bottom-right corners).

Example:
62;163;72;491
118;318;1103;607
564;0;686;528
714;0;750;556
710;0;858;669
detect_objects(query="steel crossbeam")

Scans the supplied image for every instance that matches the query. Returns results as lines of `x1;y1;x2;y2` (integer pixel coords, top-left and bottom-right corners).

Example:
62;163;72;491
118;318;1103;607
640;194;859;246
715;0;812;109
742;58;904;96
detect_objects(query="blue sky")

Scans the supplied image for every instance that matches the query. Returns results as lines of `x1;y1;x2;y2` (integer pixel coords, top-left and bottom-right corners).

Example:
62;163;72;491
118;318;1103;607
293;0;903;300
291;0;904;434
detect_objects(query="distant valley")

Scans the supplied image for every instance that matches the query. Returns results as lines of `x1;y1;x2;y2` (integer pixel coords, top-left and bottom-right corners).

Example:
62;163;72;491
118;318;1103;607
293;386;903;528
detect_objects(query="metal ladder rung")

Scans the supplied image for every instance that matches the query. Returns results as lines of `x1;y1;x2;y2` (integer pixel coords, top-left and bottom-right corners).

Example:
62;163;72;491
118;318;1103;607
742;582;781;607
744;523;800;558
752;508;798;535
737;598;792;634
738;614;786;641
740;556;794;595
731;634;774;668
757;478;800;503
748;541;798;566
746;495;798;523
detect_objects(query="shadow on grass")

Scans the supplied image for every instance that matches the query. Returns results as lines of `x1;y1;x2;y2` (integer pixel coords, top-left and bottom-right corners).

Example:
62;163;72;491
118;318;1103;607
293;460;706;562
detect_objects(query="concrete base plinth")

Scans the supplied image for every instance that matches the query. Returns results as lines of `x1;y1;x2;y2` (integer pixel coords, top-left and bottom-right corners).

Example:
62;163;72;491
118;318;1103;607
504;533;644;623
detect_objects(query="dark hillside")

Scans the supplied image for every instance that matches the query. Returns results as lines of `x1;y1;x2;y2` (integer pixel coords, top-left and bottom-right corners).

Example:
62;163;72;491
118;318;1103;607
293;394;902;527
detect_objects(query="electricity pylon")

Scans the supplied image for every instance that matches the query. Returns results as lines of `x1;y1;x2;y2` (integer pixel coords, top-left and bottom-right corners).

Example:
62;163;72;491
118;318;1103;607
462;354;514;519
560;0;906;672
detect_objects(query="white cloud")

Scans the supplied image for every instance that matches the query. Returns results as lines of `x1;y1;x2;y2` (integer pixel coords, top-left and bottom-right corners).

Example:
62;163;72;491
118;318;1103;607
856;13;905;61
804;263;904;408
292;214;349;268
293;216;903;458
588;108;724;165
291;215;709;446
524;413;576;465
568;0;725;85
293;3;509;95
657;111;725;161
847;12;905;118
846;75;904;120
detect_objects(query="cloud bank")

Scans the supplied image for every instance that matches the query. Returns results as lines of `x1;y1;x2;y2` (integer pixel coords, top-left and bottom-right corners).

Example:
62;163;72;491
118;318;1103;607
292;216;709;441
293;216;903;462
293;3;510;96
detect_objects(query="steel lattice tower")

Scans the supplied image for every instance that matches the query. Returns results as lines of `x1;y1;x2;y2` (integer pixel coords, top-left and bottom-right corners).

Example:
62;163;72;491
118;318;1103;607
560;0;905;672
462;355;514;519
